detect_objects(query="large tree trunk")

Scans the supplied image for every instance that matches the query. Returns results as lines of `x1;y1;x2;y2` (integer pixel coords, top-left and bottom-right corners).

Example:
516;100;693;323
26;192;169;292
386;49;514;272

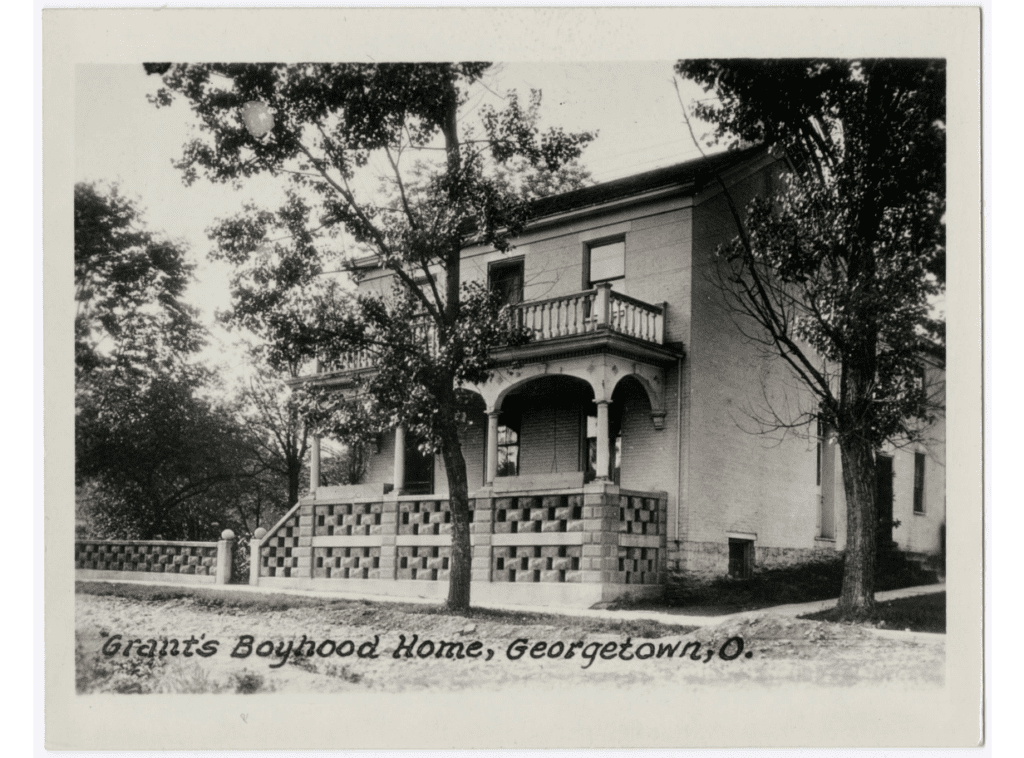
437;79;472;611
438;418;472;611
837;434;878;616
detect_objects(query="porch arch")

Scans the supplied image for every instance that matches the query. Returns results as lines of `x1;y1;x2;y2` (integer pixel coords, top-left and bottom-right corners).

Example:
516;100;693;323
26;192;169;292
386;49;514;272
481;364;602;414
611;370;667;430
480;374;596;486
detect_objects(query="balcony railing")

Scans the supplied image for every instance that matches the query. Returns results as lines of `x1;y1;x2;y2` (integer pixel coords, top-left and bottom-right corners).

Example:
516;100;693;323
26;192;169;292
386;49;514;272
514;283;664;345
328;348;378;372
319;283;665;375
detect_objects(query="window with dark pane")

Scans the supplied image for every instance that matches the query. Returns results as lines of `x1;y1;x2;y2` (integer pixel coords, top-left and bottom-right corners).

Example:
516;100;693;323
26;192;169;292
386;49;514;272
728;539;753;580
490;258;524;307
913;452;926;513
497;406;521;477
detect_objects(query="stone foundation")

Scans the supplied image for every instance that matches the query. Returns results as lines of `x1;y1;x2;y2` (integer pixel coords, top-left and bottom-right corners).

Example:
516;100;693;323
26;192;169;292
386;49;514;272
667;540;839;582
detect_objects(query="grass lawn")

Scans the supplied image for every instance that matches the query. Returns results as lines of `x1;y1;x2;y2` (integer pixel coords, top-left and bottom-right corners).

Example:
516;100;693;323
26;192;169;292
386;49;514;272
614;552;940;615
75;581;695;639
800;592;946;633
74;581;945;695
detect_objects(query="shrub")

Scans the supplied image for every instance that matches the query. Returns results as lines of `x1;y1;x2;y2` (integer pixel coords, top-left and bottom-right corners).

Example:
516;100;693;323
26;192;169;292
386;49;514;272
76;642;167;694
230;670;268;694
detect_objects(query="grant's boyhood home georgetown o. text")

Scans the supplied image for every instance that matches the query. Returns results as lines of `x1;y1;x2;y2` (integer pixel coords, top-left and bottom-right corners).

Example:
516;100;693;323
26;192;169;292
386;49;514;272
252;146;945;607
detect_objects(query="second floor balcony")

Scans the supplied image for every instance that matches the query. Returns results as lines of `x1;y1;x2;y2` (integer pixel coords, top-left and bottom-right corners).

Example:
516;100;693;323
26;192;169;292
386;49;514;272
513;282;664;345
317;282;678;382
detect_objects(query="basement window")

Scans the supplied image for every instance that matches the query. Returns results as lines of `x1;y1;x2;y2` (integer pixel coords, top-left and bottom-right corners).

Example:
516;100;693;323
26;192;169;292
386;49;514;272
728;539;754;580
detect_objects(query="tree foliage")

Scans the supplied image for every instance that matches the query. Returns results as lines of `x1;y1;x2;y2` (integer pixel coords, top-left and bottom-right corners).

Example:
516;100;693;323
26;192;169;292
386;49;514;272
235;352;310;507
675;59;945;614
149;63;594;608
76;372;258;540
74;182;204;381
74;183;295;543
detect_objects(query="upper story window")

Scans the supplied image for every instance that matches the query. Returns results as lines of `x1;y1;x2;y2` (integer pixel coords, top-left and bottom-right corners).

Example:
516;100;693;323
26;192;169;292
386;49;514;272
586;240;625;289
489;258;524;307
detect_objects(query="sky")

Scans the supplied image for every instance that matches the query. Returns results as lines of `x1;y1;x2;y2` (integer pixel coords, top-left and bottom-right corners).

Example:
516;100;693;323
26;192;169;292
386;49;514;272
74;63;718;381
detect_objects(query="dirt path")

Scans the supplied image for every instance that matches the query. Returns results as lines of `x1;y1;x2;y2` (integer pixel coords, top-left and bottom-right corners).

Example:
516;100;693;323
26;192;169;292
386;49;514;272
75;590;944;694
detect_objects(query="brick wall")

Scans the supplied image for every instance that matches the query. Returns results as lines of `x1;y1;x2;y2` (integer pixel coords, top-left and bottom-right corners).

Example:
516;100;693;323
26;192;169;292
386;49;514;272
674;164;946;578
683;168;828;567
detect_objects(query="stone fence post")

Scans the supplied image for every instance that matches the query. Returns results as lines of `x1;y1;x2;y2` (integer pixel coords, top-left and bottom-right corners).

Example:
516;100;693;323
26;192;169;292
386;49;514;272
250;527;267;586
216;529;235;584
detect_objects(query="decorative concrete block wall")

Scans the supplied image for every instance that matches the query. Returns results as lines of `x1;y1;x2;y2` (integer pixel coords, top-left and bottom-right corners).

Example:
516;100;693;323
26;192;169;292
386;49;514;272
75;532;236;585
250;484;667;607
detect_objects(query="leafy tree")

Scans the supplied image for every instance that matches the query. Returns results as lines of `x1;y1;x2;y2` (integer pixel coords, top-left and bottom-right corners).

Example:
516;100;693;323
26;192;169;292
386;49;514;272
74;182;273;544
675;59;945;615
149;63;594;609
74;182;204;381
76;371;261;540
236;354;311;507
482;156;592;201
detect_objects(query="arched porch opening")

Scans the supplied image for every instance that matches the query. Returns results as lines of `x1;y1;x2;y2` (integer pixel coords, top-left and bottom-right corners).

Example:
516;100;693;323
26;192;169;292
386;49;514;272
487;375;595;487
611;375;655;490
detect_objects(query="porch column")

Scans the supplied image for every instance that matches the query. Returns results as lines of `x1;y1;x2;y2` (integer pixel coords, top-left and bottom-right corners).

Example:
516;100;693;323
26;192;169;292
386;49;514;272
485;411;500;485
595;400;610;480
393;425;406;494
310;435;321;492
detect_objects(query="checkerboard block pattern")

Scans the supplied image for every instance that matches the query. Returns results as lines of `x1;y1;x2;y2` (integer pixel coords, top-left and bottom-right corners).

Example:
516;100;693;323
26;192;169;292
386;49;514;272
314;502;384;537
490;545;584;583
395;545;451;581
491;494;585;535
75;542;218;575
260;513;302;577
616;546;660;584
397;499;469;536
618;495;664;536
313;546;383;579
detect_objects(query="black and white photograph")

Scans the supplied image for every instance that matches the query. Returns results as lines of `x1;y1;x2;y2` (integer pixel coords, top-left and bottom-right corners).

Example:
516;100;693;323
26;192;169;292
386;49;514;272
43;6;983;751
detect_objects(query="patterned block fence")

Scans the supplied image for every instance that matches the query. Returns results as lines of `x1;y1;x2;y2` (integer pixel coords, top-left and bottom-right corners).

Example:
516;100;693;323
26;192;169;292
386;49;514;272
260;510;302;578
250;487;667;594
491;545;583;583
491;494;584;534
314;546;383;579
75;533;236;585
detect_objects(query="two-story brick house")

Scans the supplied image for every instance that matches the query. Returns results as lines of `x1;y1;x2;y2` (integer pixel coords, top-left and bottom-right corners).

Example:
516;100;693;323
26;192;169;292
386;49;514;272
249;146;946;607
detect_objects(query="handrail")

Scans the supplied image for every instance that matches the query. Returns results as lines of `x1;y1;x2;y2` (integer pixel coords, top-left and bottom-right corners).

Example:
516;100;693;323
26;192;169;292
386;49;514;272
512;288;597;310
609;290;664;314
